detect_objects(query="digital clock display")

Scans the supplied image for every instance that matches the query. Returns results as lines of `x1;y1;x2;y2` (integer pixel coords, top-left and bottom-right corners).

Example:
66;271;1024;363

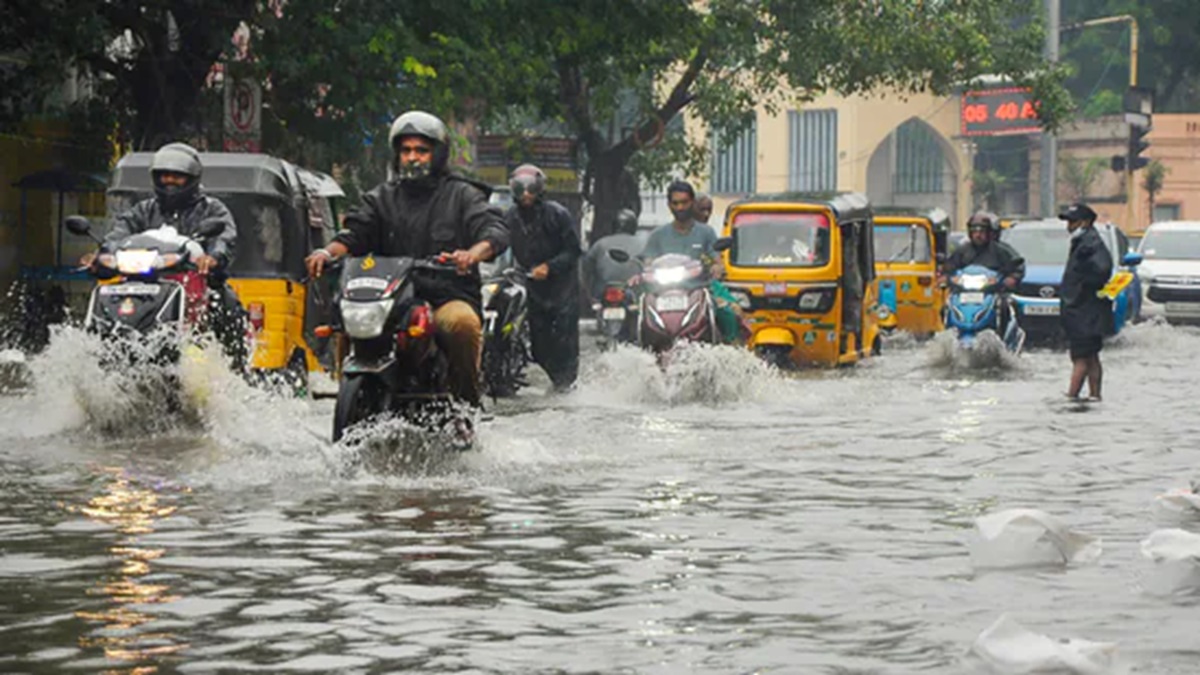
960;88;1042;137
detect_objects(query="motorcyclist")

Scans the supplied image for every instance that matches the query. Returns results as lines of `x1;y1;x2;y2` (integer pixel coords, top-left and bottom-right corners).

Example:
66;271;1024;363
942;210;1025;333
582;208;643;301
81;142;247;370
504;164;582;392
640;181;744;344
695;193;714;225
304;110;508;408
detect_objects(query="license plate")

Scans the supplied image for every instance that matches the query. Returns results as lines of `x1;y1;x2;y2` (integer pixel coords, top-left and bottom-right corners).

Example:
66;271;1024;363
1024;304;1060;316
346;277;389;291
656;295;689;312
959;292;985;304
601;307;626;321
99;283;160;296
1166;302;1200;316
764;282;787;296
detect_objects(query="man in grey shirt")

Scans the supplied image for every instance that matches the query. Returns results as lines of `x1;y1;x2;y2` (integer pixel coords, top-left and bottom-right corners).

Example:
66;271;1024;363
641;180;718;261
582;208;643;300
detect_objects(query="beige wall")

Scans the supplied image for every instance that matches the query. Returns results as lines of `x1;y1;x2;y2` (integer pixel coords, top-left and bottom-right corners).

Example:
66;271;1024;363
692;91;972;230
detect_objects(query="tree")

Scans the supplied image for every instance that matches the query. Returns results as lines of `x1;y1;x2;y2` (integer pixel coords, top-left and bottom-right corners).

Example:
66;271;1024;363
1060;156;1108;203
452;0;1070;241
2;0;256;149
971;170;1009;211
1142;159;1169;224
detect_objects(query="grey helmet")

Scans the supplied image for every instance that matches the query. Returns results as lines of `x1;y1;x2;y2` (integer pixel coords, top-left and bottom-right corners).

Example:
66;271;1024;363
509;163;546;200
615;208;638;235
388;111;450;182
150;142;203;211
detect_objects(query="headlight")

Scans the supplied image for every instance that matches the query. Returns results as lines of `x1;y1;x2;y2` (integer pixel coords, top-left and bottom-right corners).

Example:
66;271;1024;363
340;299;394;339
96;253;117;269
961;275;989;291
653;267;687;285
156;253;182;269
116;249;158;274
729;290;752;310
796;289;834;312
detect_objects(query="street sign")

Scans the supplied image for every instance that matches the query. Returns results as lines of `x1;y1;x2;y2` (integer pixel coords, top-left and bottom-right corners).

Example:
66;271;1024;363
223;77;262;152
960;87;1042;137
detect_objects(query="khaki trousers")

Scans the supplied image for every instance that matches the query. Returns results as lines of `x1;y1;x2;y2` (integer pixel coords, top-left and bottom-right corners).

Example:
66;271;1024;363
433;300;482;406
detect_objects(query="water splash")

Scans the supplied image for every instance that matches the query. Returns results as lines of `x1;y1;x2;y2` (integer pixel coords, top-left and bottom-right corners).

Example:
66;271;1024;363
576;342;783;406
924;330;1022;376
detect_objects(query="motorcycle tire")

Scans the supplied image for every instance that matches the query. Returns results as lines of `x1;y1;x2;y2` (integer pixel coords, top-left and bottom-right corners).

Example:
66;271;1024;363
333;374;384;442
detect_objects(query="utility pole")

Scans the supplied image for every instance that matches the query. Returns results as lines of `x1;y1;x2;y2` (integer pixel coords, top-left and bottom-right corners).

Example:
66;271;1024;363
1039;0;1059;218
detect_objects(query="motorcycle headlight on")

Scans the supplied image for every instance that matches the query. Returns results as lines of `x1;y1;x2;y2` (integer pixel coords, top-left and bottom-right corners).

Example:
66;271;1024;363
481;282;500;308
115;249;159;275
651;266;688;285
340;298;395;339
960;274;989;291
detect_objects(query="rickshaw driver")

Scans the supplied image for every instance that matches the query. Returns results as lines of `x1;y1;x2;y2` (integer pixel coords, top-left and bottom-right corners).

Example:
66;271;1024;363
304;110;508;408
81;142;247;370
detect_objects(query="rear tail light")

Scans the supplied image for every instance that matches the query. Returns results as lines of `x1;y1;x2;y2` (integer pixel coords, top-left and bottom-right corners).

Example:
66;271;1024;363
314;325;334;338
407;305;431;338
603;287;625;304
248;302;265;332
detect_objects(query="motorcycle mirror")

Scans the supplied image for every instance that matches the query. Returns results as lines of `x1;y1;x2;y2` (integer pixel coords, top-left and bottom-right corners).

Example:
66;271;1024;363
196;219;226;239
1121;251;1143;267
608;248;632;264
65;215;96;240
713;237;733;252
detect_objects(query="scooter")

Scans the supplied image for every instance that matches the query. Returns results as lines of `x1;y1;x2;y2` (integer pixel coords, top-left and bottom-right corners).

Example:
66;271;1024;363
945;264;1026;353
325;254;468;443
67;215;228;360
610;250;718;359
480;266;531;398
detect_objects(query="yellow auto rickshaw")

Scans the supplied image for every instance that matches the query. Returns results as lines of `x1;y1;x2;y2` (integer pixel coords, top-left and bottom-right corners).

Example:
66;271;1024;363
718;192;882;368
872;207;950;337
107;152;344;390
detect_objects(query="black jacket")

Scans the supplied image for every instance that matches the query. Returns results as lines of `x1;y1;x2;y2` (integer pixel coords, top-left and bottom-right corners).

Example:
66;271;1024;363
944;239;1026;282
1060;226;1114;339
505;200;581;310
106;195;238;269
333;173;509;310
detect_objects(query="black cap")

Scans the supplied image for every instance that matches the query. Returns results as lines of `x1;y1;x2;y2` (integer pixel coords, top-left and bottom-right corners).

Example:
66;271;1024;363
1058;203;1097;223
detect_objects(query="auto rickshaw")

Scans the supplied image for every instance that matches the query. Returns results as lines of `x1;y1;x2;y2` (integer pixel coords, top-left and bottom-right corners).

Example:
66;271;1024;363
718;192;882;368
872;206;950;337
106;152;343;389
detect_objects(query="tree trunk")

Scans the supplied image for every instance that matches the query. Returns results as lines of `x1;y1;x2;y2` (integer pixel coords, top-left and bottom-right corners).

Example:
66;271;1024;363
586;150;641;245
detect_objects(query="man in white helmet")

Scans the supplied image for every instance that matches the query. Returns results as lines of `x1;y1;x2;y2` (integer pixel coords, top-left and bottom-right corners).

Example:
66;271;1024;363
83;142;246;369
305;111;508;407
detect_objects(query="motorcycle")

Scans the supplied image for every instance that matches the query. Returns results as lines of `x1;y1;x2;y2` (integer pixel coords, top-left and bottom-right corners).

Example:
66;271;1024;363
327;254;469;444
480;266;531;398
610;250;719;359
593;280;639;351
945;264;1026;353
66;216;229;360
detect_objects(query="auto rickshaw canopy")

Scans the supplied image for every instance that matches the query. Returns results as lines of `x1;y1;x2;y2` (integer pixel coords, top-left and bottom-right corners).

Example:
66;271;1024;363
727;191;873;225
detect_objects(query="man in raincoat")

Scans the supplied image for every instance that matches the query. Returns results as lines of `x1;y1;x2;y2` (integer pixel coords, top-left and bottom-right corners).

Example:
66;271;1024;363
1059;203;1113;401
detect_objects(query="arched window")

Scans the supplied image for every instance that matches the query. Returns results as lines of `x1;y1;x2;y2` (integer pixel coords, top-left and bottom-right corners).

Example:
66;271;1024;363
894;120;944;194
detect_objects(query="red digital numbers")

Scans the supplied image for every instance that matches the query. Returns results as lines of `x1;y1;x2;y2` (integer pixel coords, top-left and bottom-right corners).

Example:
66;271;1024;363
961;88;1041;137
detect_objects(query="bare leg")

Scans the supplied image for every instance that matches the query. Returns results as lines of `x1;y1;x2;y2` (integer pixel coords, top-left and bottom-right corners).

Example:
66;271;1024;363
1086;355;1102;400
1067;357;1088;399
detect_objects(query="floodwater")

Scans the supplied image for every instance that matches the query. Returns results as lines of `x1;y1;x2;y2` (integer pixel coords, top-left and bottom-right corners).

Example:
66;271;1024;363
1;322;1199;674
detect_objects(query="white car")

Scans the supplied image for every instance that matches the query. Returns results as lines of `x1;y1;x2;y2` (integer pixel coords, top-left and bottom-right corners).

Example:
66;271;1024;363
1138;221;1200;324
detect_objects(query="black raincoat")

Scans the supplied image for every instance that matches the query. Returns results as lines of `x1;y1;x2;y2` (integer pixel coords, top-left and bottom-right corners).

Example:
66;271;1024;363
333;173;509;310
944;239;1026;281
106;194;238;268
1060;226;1114;339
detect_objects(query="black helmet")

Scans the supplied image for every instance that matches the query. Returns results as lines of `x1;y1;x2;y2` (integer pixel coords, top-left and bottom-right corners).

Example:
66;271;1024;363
967;210;1000;233
388;111;450;182
150;142;202;211
509;164;546;200
615;208;638;235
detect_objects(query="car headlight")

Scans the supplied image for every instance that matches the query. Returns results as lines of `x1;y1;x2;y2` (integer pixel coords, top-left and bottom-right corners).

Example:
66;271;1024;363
340;299;394;339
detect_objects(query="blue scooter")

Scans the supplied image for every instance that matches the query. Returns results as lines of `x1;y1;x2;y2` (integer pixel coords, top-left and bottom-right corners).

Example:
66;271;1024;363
944;265;1026;353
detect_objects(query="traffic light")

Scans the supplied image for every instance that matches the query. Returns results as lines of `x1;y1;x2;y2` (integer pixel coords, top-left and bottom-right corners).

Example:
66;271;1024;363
1127;123;1150;171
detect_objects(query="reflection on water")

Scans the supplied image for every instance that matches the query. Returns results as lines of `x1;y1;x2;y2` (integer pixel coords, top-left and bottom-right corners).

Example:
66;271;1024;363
71;467;187;670
3;322;1200;672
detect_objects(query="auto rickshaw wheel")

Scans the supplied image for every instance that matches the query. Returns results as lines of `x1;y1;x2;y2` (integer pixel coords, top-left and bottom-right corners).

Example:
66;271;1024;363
872;336;883;356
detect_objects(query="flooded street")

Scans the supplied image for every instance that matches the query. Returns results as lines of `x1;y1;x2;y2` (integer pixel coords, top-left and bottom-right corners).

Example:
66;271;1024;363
2;324;1199;674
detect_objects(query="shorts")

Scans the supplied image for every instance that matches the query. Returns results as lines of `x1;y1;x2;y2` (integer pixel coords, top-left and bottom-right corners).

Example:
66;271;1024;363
1069;335;1103;360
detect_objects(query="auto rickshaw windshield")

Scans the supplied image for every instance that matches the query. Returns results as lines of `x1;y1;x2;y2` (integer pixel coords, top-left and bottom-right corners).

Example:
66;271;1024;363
875;224;932;263
730;212;830;267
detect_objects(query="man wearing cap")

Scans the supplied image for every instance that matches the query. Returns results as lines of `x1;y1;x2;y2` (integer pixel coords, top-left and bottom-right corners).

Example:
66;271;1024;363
1059;203;1113;401
504;164;582;392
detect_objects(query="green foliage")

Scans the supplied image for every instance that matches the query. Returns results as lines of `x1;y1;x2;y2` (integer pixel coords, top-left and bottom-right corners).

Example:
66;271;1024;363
1060;156;1109;202
1142;159;1168;196
971;170;1009;211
